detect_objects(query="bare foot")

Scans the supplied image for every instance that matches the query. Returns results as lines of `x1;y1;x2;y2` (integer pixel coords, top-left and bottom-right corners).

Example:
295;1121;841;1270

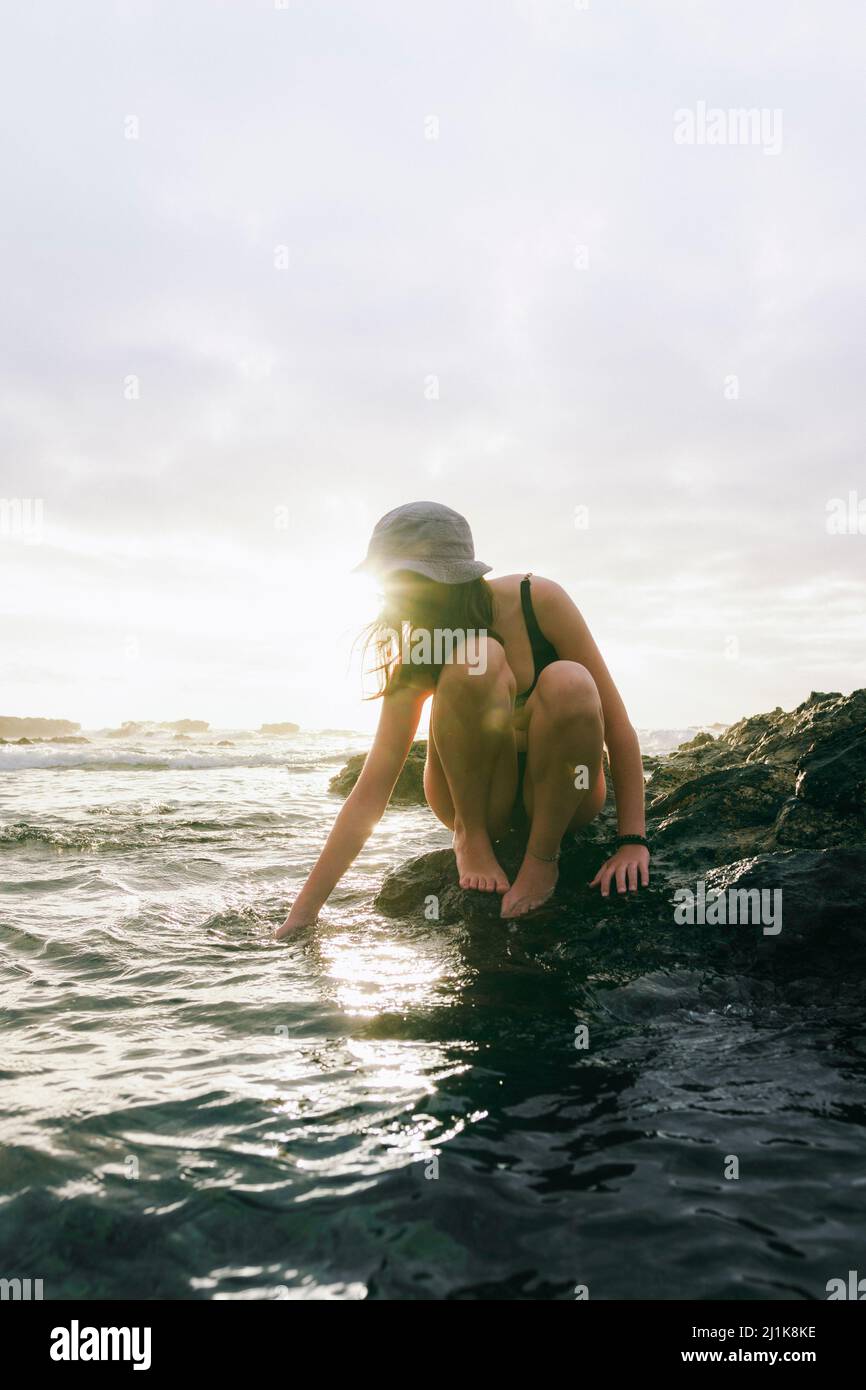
453;829;510;893
500;854;559;918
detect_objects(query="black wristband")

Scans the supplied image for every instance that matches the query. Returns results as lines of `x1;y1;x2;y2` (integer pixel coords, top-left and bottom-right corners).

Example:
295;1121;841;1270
616;834;650;850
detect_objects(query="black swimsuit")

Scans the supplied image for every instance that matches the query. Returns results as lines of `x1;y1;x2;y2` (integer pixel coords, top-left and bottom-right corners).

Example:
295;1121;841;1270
515;573;559;705
488;573;559;706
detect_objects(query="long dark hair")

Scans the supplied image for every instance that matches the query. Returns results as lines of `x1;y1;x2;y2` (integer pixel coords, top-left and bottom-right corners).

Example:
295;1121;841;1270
360;571;494;698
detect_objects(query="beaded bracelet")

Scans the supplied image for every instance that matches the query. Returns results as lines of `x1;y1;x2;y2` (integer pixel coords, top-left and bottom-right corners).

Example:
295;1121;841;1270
616;834;650;850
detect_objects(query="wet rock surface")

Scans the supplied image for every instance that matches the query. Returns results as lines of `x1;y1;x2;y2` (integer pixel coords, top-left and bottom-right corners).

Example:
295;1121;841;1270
646;689;866;868
705;847;866;961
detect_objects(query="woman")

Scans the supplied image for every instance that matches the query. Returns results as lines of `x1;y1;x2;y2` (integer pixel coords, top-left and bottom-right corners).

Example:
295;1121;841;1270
277;501;649;937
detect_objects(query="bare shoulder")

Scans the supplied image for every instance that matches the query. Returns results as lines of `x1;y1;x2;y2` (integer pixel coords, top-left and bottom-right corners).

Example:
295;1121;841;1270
486;573;525;616
489;573;571;600
525;574;581;618
487;573;525;596
526;576;605;669
489;573;582;626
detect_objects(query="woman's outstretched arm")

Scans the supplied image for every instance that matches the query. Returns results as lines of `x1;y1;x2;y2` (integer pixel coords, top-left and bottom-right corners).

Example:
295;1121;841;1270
276;683;428;936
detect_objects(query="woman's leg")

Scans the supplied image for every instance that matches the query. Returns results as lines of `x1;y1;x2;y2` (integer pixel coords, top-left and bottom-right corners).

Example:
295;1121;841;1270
500;661;605;918
425;638;517;892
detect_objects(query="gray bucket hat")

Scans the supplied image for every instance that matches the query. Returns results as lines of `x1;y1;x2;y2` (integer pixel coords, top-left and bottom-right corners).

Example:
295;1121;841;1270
354;501;491;584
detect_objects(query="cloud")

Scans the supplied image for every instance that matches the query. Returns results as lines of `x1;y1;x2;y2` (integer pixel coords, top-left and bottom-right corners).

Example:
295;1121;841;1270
2;0;864;728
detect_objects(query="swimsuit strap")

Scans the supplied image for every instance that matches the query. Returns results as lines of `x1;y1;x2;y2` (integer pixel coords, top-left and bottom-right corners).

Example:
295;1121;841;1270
516;573;558;704
520;573;547;651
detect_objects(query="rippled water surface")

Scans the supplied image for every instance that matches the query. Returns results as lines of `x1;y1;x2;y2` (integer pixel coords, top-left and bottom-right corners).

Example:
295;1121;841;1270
2;731;864;1300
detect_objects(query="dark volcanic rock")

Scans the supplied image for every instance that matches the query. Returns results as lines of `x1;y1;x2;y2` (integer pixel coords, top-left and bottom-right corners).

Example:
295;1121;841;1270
795;722;866;816
647;762;793;872
375;829;674;940
704;848;866;962
330;740;427;805
645;689;866;870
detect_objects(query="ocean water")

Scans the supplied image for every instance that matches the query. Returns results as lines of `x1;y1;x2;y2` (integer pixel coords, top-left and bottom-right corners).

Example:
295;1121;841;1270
1;729;863;1301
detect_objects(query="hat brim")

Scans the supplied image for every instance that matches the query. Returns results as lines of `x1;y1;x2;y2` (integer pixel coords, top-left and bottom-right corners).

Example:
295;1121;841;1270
353;555;492;584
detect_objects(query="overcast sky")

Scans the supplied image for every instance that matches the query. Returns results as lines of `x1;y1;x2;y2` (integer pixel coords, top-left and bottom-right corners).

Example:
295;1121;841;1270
2;0;864;733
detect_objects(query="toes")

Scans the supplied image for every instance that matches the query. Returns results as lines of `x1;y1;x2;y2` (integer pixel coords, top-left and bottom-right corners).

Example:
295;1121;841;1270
460;869;506;893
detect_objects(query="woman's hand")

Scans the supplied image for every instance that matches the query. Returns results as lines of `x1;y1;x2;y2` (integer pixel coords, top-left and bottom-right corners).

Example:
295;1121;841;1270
589;844;650;896
275;902;319;940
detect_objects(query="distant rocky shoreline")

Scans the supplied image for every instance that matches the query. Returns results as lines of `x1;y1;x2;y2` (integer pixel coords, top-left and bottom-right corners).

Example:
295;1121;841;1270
0;735;90;745
1;716;303;742
0;717;82;739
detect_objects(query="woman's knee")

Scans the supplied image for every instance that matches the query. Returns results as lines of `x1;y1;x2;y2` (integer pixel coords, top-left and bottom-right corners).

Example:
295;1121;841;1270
533;661;602;723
